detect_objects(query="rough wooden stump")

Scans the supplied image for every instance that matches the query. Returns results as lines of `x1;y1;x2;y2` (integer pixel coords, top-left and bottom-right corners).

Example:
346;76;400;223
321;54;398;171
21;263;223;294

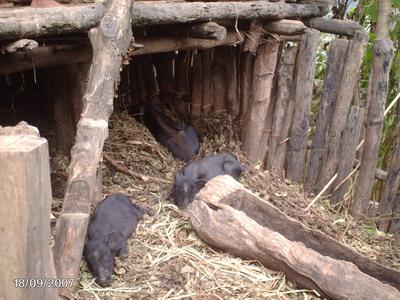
0;122;58;300
53;0;133;290
188;175;400;295
317;31;368;192
286;29;319;182
352;38;394;217
267;44;297;173
305;39;349;192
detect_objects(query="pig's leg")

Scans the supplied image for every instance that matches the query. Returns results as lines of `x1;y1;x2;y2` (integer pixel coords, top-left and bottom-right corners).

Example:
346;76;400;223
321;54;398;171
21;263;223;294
117;242;129;258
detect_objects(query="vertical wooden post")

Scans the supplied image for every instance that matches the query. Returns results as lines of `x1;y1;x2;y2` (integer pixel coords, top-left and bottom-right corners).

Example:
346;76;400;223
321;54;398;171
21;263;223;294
53;0;133;289
141;55;159;102
174;51;189;116
241;39;280;162
317;31;367;191
190;50;202;117
153;52;175;105
0;122;58;300
223;46;239;117
305;39;349;192
267;44;297;173
352;39;393;216
201;49;213;113
286;29;319;182
331;106;365;204
239;52;254;132
133;57;148;103
377;132;400;231
212;46;227;113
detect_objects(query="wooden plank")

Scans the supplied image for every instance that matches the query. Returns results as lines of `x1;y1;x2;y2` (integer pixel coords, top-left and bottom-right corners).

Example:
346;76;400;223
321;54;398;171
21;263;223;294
331;106;364;204
241;39;280;162
286;29;319;182
352;38;394;216
0;122;58;300
53;0;134;291
188;175;400;297
305;38;349;192
317;31;368;192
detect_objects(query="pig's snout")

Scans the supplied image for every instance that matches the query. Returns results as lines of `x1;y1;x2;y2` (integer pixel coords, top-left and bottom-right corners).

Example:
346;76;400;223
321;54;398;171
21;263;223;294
96;267;113;287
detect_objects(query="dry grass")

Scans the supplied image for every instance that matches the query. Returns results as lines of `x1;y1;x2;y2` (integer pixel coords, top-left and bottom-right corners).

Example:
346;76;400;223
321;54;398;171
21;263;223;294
50;111;399;299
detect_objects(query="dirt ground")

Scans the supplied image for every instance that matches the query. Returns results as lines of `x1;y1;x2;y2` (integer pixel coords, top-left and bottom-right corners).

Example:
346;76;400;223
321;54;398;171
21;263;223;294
49;110;400;300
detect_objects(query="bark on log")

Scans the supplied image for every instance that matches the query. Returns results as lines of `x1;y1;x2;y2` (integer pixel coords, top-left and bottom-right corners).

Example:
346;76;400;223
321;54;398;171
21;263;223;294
187;175;400;296
305;39;349;192
201;49;213;113
265;19;307;35
53;0;133;288
286;29;319;182
352;38;394;217
305;17;364;37
0;122;58;300
189;21;227;40
241;40;280;162
378;132;400;232
317;31;367;192
331;106;364;205
267;44;297;173
212;47;227;113
0;2;323;40
190;51;202;116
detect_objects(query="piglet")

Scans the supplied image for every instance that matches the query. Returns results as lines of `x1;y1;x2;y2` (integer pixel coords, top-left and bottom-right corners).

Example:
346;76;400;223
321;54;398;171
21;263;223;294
172;153;244;209
84;194;150;287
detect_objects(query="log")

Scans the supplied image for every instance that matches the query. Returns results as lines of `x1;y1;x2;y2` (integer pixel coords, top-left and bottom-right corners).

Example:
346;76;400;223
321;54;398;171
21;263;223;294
188;175;400;297
0;122;58;300
331;106;364;205
222;46;239;117
212;47;227;113
265;19;307;35
239;52;254;130
190;50;202;116
305;39;349;192
241;40;280;162
317;31;367;192
201;49;213;113
153;52;175;105
305;17;364;37
378;132;400;231
141;55;159;102
189;21;227;40
0;2;323;40
0;31;245;76
352;38;394;217
53;0;133;289
267;44;297;172
243;19;264;54
173;51;190;116
286;29;319;182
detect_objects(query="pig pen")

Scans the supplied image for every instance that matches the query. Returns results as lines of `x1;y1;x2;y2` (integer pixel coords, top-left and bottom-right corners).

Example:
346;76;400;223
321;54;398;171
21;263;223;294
47;111;400;299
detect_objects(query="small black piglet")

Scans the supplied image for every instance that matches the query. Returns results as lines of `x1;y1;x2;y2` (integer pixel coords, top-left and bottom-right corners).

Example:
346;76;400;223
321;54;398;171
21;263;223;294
172;153;244;209
84;194;150;287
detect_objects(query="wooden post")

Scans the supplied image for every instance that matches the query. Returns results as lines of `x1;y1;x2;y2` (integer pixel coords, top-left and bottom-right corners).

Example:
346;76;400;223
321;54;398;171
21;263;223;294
286;29;319;182
331;106;365;204
305;39;349;192
317;31;367;191
153;52;175;105
201;49;213;113
212;46;227;113
239;52;254;131
53;0;133;290
174;51;189;116
141;55;159;103
352;32;394;217
0;122;58;300
223;46;239;117
377;132;400;231
190;50;202;117
133;57;148;103
267;44;297;173
241;39;280;162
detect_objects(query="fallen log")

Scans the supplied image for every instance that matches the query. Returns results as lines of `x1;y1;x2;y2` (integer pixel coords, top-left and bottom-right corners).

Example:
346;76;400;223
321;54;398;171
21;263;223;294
188;175;400;296
0;2;323;40
305;17;364;37
53;0;133;292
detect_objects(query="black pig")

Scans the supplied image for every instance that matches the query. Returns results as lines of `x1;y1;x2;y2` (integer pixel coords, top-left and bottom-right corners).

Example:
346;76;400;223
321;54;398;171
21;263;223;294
173;153;244;209
131;103;199;161
84;194;149;286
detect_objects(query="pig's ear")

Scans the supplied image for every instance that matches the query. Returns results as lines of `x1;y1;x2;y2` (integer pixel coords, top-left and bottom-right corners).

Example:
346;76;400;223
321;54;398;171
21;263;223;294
105;231;120;250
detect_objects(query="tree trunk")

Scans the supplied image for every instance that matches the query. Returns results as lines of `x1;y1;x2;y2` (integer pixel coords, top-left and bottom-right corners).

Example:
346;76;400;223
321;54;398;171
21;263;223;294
53;0;133;291
286;29;319;182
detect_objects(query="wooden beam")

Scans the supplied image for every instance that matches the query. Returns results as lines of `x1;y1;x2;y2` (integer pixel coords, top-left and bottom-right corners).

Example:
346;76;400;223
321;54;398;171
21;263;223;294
0;122;58;300
0;2;323;40
53;0;133;292
305;17;364;37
